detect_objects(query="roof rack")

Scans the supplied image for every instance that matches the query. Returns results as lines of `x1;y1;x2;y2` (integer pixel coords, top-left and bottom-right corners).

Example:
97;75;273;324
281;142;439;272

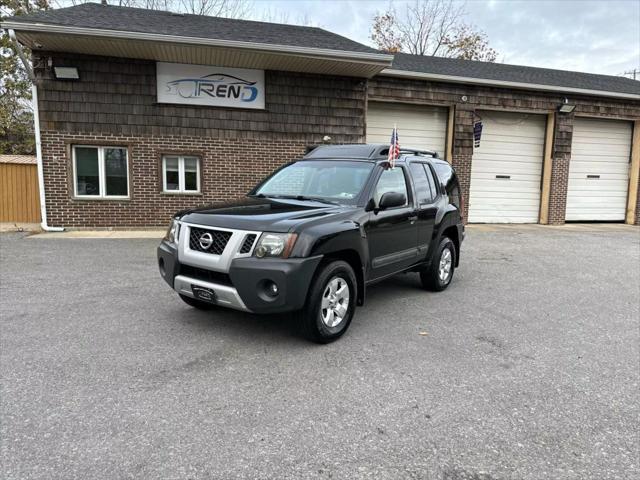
399;147;438;158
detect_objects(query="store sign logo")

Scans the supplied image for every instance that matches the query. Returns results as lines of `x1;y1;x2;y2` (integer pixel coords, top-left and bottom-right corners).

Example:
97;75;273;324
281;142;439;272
157;62;265;109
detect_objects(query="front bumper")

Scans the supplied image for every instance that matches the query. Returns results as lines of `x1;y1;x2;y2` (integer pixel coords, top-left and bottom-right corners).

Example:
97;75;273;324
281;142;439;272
157;240;322;314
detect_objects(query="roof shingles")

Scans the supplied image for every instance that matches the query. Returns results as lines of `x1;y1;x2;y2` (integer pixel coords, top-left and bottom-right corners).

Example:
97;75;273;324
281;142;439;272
7;3;379;54
390;53;640;96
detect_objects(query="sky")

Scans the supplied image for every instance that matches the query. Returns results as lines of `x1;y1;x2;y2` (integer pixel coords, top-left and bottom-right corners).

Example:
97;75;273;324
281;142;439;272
248;0;640;77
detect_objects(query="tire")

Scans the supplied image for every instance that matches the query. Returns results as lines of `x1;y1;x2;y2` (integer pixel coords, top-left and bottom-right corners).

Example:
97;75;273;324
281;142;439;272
179;293;215;310
420;237;456;292
298;260;358;343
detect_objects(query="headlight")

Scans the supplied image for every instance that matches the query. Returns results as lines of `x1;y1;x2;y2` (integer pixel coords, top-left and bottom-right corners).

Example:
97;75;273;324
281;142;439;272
254;233;298;258
164;218;180;244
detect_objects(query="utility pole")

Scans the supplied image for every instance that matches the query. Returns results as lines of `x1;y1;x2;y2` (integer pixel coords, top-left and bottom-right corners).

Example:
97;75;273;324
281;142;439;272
621;68;638;80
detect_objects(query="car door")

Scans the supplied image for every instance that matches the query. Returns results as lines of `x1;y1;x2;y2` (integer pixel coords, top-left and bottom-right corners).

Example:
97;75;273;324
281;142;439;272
409;162;438;259
365;165;419;280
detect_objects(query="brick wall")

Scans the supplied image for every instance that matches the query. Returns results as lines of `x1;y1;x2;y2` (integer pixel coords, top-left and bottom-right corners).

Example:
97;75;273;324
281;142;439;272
35;52;367;227
548;113;574;224
41;132;306;227
369;76;640;224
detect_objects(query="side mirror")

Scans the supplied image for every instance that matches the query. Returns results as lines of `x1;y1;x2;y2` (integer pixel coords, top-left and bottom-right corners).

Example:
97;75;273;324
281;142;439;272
379;192;406;210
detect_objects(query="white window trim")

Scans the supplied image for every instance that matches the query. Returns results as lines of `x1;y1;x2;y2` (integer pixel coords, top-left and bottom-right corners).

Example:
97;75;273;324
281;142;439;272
162;155;201;194
72;145;129;199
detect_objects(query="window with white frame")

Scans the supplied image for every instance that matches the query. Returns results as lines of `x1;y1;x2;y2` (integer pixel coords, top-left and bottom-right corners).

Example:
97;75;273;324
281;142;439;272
73;146;129;198
162;155;201;193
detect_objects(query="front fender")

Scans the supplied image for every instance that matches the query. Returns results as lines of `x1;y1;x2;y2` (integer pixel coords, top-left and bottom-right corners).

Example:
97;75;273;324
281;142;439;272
292;220;369;305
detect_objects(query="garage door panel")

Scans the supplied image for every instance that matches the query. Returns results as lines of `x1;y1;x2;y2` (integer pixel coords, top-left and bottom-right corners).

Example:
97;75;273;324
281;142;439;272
472;162;546;175
571;146;631;157
566;118;632;221
366;102;447;154
468;111;546;223
473;147;544;158
472;197;544;206
469;187;542;197
569;164;628;174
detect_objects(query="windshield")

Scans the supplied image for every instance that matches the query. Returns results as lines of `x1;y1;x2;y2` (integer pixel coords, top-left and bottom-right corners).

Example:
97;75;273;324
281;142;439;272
254;160;374;204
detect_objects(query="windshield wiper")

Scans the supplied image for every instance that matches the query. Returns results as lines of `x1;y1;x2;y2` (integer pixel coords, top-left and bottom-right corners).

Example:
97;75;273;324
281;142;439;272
256;194;339;205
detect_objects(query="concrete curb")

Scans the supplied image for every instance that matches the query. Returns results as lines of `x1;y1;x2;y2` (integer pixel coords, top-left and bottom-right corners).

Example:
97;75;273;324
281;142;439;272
28;230;165;239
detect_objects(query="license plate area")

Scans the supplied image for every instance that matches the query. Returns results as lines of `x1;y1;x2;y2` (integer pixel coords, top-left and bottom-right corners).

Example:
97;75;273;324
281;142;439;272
191;285;217;303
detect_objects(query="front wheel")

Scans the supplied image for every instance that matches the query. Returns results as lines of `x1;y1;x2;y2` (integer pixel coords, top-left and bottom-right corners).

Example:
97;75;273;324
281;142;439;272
420;237;456;291
298;260;357;343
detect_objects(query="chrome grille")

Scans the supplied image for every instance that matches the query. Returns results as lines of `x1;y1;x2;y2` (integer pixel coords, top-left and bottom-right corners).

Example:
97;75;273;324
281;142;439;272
239;234;257;254
189;227;232;255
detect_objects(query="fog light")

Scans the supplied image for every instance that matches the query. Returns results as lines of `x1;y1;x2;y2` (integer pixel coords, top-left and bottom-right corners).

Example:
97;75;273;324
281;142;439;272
266;281;279;297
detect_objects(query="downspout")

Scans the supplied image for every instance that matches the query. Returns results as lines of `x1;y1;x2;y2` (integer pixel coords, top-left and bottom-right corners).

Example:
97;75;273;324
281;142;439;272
9;29;64;232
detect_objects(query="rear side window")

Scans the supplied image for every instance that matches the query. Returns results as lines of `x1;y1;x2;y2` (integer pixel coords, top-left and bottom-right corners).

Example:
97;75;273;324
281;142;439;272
433;162;453;186
410;163;433;204
433;162;461;209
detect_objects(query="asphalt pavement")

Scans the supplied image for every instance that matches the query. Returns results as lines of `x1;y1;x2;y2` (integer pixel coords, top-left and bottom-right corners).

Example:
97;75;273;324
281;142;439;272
1;224;638;480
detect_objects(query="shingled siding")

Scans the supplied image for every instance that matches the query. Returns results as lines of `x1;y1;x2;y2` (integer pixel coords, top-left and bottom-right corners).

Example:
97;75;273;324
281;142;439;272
34;53;367;227
35;53;366;141
369;76;640;224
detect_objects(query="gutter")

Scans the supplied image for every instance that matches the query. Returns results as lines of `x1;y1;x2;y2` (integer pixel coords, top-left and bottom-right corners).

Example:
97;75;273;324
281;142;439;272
380;68;640;101
2;21;394;67
8;29;64;232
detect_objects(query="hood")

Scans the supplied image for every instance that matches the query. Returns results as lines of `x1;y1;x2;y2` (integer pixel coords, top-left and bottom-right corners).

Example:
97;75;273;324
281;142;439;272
177;196;351;232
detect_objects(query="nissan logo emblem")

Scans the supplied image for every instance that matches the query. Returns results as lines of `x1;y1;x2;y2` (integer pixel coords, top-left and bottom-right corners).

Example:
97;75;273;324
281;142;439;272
198;232;214;250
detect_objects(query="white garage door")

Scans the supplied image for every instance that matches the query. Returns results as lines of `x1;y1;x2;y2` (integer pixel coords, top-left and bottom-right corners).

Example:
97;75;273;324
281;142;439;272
366;102;447;155
468;111;546;223
565;118;632;221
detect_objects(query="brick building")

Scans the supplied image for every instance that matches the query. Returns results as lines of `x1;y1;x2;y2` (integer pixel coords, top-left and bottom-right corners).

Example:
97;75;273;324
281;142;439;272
3;3;639;228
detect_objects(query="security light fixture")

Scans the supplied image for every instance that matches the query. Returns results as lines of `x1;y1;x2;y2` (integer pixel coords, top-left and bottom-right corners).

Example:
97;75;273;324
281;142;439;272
559;98;575;113
53;66;79;80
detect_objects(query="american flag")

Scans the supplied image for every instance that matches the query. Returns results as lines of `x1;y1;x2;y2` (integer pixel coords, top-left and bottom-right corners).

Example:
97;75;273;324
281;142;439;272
388;125;400;168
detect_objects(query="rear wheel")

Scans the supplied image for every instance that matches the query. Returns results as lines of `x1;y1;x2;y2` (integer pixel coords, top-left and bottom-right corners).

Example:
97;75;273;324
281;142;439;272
420;237;456;291
298;260;357;343
179;293;215;310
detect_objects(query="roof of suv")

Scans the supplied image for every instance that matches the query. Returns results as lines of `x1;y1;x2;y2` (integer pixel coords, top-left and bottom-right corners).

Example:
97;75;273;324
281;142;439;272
303;144;440;162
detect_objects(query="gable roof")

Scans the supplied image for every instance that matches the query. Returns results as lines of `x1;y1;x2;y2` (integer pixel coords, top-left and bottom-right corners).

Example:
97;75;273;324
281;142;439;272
385;53;640;99
5;3;379;55
2;3;392;78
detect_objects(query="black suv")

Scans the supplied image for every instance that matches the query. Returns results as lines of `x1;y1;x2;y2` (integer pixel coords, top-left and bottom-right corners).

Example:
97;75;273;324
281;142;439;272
158;144;464;342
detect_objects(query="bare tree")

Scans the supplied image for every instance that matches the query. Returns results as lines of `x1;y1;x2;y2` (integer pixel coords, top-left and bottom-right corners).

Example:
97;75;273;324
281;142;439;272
179;0;250;18
371;0;497;62
258;7;320;27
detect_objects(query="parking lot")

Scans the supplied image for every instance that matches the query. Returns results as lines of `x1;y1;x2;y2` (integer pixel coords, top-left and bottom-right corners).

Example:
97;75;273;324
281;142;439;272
1;224;638;480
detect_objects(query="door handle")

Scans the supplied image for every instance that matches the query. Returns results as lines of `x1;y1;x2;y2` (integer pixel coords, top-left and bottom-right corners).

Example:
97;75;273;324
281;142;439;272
408;215;418;224
587;174;600;179
496;175;511;179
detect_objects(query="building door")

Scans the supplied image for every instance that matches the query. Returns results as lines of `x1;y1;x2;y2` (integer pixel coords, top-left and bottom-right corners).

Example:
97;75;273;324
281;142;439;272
565;118;633;221
468;111;546;223
366;102;447;155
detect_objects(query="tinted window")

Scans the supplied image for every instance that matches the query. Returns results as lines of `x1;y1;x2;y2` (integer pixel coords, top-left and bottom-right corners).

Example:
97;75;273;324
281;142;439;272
424;164;439;200
433;162;453;187
433;161;461;209
374;167;408;206
410;163;433;204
